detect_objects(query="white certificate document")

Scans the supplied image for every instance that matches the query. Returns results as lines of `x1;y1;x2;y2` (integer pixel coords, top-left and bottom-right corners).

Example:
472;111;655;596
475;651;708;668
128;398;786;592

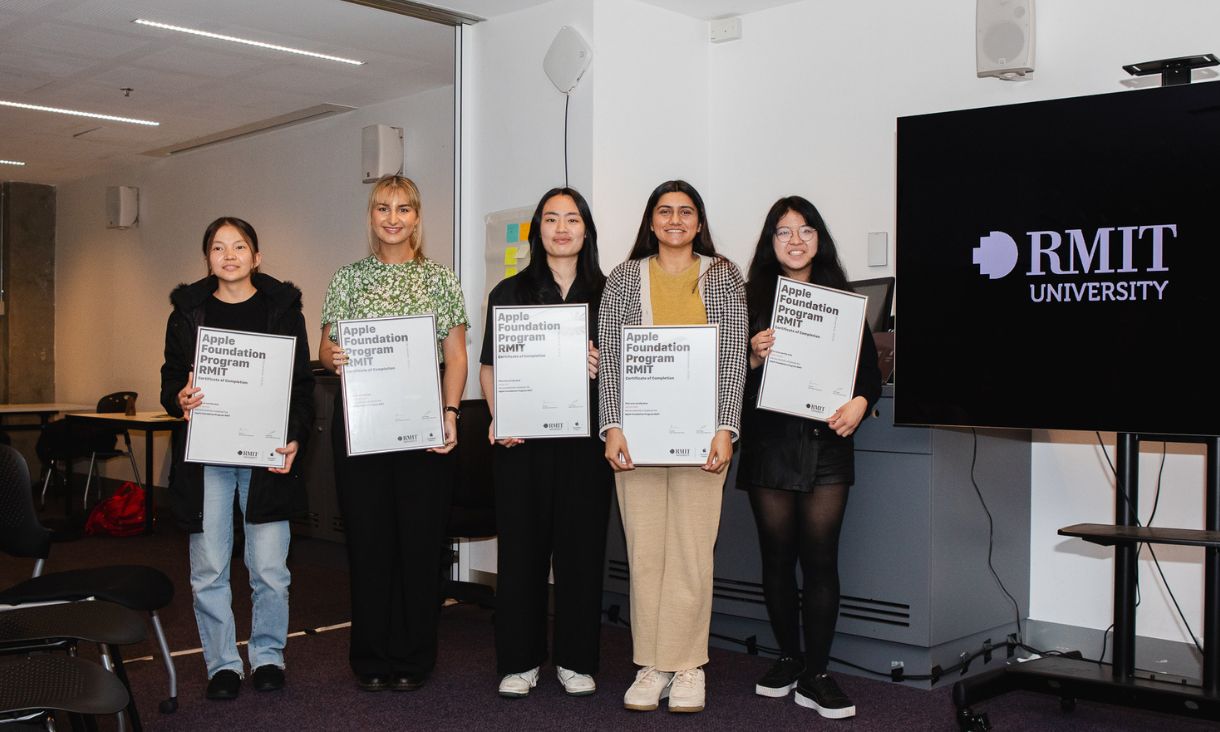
338;315;445;455
185;327;295;468
492;304;590;439
756;277;867;421
620;325;718;466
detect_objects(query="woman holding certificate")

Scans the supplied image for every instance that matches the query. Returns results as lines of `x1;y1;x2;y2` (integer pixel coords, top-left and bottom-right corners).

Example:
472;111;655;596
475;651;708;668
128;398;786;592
319;175;468;692
478;187;613;699
739;196;880;719
597;180;747;713
160;216;315;700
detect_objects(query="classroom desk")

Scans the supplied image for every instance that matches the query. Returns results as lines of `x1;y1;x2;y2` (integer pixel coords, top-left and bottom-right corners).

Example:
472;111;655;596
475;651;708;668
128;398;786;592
65;411;184;534
0;403;91;432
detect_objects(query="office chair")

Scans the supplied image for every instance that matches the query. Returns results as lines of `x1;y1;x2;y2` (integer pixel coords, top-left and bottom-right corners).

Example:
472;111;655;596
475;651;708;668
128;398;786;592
0;654;130;730
443;398;496;607
0;601;147;730
0;444;179;714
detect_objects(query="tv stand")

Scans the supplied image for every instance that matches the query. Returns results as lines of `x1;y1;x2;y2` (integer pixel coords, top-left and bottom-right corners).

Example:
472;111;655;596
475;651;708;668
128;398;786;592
953;432;1220;728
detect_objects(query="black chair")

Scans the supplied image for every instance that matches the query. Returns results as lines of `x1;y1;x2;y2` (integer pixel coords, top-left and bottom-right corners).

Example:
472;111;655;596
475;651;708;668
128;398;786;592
81;391;143;510
0;444;179;714
0;654;129;729
442;398;496;607
0;601;147;730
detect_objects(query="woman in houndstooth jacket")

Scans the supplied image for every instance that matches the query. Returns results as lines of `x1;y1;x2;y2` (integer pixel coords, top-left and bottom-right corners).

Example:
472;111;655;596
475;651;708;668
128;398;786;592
597;179;747;714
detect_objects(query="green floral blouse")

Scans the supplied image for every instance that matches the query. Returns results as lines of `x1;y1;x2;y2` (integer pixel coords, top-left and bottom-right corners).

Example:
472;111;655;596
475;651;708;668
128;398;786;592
321;256;469;357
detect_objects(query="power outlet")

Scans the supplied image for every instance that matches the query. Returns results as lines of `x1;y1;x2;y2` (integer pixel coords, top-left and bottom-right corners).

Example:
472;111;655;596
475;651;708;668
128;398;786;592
709;17;742;43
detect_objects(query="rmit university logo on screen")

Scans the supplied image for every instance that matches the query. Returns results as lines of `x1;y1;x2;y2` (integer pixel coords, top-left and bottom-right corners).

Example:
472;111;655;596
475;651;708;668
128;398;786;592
972;225;1174;303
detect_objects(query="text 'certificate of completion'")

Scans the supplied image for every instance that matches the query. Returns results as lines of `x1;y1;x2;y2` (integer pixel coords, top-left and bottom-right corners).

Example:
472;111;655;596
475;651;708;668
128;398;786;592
620;325;718;466
338;315;444;456
185;327;295;468
757;277;867;421
492;304;590;439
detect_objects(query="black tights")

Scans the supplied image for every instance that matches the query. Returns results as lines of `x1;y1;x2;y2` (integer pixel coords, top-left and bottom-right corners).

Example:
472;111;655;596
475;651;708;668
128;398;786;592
748;483;850;673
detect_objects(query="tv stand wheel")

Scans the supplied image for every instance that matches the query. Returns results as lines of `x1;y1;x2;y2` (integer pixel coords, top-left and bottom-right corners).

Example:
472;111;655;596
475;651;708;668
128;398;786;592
1059;696;1076;712
159;697;178;714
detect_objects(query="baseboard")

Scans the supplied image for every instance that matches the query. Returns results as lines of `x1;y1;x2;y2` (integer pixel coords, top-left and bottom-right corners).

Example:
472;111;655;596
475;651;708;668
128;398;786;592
1025;619;1203;680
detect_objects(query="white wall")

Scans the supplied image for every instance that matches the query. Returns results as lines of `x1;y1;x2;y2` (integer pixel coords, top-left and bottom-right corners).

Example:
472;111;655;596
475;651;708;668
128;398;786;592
704;0;1220;649
56;84;455;485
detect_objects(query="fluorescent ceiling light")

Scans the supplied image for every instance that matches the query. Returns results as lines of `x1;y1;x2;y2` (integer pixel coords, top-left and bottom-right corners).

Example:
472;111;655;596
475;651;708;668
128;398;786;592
0;100;159;126
133;19;365;65
0;159;26;166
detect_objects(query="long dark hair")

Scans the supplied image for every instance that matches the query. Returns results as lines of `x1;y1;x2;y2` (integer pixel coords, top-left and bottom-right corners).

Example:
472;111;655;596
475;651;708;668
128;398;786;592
201;216;260;274
745;196;850;332
627;180;719;260
514;187;605;305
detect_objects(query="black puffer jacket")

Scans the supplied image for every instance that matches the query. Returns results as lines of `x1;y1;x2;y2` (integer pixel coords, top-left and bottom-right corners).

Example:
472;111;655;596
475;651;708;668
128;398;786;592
159;273;315;532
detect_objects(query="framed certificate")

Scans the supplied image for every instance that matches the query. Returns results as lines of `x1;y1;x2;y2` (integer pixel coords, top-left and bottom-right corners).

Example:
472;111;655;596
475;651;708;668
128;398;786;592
492;304;590;439
185;327;296;468
338;314;445;456
620;325;718;466
756;277;867;421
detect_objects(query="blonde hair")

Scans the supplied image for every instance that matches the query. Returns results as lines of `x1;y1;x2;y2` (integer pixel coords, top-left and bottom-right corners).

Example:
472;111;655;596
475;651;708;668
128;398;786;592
367;175;423;258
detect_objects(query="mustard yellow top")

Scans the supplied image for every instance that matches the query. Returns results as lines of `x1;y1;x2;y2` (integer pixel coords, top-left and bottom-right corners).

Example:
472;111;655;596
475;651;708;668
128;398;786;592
648;256;706;325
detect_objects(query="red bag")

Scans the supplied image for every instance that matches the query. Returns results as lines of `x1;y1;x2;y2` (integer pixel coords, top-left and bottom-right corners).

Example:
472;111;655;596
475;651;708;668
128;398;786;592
84;481;146;537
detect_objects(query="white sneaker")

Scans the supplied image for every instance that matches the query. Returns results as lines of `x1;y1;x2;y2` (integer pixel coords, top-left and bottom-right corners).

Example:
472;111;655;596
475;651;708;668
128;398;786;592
667;667;705;713
557;666;596;696
498;667;540;698
623;666;673;711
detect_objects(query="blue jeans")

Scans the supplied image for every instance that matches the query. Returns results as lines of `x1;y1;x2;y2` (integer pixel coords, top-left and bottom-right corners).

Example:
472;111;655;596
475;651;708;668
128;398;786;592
190;465;291;678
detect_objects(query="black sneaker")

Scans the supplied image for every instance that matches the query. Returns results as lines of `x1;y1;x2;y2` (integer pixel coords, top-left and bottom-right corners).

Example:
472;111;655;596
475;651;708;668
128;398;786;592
252;665;285;691
794;672;856;718
755;656;804;697
205;669;241;700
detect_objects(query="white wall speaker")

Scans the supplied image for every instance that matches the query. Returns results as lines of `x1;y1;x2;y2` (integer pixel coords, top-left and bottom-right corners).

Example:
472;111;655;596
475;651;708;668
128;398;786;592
362;124;404;183
543;26;592;94
105;185;138;229
976;0;1035;79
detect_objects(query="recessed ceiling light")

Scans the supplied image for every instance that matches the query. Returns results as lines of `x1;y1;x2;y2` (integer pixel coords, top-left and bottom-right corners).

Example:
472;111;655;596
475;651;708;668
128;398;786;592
0;159;26;166
0;100;159;126
133;19;365;66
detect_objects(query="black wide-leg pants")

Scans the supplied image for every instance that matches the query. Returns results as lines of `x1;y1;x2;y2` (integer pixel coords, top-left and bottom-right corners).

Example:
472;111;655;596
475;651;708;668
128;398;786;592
332;404;453;677
493;436;612;675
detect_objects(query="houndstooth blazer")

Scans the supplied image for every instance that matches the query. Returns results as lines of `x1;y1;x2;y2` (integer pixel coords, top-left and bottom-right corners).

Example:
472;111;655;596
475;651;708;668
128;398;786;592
597;254;748;440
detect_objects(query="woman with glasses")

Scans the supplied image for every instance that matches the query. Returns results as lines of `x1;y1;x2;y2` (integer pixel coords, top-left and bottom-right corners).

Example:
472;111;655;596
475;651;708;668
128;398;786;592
739;196;880;719
597;180;747;714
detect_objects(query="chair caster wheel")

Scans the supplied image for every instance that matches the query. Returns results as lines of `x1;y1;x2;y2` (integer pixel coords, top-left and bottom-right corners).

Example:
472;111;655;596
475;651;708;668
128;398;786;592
159;697;178;713
956;706;992;731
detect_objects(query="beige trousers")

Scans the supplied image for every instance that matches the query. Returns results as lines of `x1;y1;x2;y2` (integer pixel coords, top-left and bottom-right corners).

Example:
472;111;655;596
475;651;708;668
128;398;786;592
615;466;725;671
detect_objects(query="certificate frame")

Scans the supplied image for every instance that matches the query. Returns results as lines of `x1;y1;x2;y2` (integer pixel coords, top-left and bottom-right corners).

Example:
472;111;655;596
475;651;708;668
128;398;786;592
620;324;719;467
491;303;591;440
756;277;867;422
337;314;445;456
185;327;296;468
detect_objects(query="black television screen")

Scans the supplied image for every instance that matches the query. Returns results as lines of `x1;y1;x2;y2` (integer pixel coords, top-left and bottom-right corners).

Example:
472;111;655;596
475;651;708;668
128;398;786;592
895;82;1220;436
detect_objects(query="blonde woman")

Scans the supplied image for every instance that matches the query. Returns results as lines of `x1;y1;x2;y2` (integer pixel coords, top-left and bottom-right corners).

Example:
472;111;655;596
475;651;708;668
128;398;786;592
319;175;468;692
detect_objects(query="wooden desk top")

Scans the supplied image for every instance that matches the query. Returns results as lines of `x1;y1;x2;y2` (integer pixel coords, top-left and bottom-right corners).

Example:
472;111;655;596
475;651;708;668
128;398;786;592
67;411;184;428
0;403;91;416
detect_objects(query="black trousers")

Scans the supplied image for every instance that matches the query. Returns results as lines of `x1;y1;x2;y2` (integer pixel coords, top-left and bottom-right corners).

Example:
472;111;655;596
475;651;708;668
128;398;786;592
332;404;453;677
493;436;612;675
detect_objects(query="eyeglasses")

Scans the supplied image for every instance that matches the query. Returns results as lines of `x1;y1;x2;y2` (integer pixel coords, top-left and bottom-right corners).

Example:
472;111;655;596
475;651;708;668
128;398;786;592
774;226;816;244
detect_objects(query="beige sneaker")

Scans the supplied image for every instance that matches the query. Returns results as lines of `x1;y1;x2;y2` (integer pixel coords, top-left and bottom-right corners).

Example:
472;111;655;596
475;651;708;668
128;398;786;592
667;667;705;713
623;666;673;711
557;666;596;696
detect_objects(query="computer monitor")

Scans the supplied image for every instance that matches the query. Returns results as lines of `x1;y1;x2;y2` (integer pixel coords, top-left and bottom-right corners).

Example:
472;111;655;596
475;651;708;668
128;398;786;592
848;277;894;333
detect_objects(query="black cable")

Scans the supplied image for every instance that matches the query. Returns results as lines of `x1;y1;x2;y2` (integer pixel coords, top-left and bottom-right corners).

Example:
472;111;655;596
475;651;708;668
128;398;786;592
1098;623;1113;666
1146;544;1204;653
563;93;570;188
969;429;1023;641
